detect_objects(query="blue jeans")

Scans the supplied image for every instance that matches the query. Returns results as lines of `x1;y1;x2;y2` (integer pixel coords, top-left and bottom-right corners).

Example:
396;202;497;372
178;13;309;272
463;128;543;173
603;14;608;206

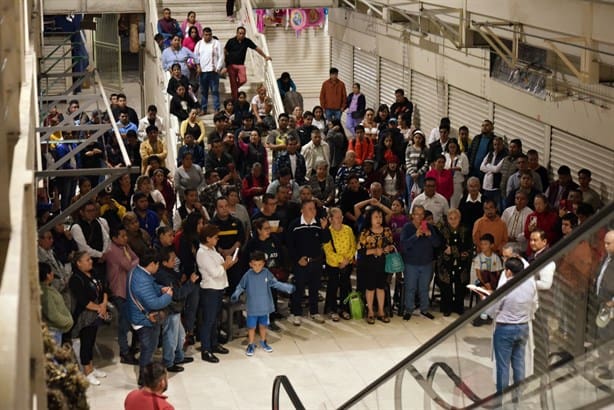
404;263;433;313
199;71;220;112
493;323;528;395
325;109;341;122
136;324;161;372
162;313;185;367
199;288;223;352
49;328;62;346
111;296;131;356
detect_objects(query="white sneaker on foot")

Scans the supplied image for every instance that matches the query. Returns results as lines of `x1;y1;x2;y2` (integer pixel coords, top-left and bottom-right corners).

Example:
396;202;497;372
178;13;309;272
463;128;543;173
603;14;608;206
289;314;301;326
92;368;107;378
86;373;101;386
311;314;325;324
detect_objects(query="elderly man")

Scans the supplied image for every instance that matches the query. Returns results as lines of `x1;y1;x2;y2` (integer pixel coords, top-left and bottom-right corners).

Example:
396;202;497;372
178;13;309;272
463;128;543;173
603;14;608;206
301;128;330;178
410;177;450;225
594;230;614;379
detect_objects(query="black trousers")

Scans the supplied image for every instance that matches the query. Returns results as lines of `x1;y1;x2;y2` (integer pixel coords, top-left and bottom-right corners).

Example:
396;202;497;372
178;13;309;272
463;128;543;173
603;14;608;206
291;262;322;316
439;274;466;314
324;265;352;314
226;0;235;16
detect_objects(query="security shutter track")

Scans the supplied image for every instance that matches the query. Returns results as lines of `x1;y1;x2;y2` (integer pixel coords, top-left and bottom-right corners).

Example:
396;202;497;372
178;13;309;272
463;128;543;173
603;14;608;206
550;128;614;201
265;26;330;109
331;38;353;90
448;87;489;136
493;104;546;159
410;71;440;132
379;57;410;108
353;49;379;110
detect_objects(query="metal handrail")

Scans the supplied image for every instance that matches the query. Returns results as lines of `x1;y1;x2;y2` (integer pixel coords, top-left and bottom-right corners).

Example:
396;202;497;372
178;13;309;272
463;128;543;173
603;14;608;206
237;0;284;123
145;0;176;174
271;375;306;410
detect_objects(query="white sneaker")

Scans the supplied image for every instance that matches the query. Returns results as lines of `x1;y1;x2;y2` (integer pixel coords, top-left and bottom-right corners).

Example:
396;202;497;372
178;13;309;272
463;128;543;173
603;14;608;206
86;372;101;386
311;314;325;324
289;314;301;326
92;368;107;378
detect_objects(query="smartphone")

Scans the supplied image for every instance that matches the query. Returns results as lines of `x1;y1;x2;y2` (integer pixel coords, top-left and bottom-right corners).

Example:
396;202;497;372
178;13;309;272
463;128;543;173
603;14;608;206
420;220;428;232
232;247;240;261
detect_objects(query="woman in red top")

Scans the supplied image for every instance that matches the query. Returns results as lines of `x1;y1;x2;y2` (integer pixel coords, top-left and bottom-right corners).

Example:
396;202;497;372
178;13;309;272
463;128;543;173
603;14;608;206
347;124;374;165
182;26;200;52
426;155;454;202
524;193;561;256
241;162;269;214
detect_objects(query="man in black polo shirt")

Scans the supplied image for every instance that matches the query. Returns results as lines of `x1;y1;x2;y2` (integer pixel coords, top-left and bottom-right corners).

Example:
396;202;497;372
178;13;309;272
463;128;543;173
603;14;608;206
210;196;245;291
286;199;330;326
224;26;271;100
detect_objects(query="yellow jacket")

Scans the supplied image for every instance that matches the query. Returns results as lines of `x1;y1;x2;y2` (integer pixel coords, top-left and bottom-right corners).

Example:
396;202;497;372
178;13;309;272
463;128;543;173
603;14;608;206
323;224;356;267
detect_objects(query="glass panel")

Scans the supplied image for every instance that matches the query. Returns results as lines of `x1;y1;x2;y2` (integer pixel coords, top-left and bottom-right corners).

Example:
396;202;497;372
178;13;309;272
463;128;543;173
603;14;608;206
341;203;614;410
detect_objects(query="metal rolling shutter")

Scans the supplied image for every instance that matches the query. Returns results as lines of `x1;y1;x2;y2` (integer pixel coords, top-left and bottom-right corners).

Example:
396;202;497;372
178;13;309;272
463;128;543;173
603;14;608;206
331;38;353;90
493;104;546;159
448;87;489;136
353;49;379;110
550;128;614;201
265;26;330;109
379;57;410;109
410;71;440;132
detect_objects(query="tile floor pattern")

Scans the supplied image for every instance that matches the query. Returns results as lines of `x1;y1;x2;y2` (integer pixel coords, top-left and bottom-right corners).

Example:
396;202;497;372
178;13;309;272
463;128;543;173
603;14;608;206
86;307;493;410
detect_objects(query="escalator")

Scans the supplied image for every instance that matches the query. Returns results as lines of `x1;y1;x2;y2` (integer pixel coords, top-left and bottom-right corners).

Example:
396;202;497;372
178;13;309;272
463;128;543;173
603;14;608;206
273;201;614;409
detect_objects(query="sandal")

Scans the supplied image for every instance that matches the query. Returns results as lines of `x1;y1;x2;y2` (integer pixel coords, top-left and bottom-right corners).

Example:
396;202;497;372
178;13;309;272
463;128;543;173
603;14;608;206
341;311;351;320
330;313;340;322
367;316;375;325
377;315;391;323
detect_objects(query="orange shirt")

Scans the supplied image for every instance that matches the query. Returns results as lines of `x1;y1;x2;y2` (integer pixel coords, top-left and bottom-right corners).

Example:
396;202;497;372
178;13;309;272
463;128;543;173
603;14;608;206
348;138;374;165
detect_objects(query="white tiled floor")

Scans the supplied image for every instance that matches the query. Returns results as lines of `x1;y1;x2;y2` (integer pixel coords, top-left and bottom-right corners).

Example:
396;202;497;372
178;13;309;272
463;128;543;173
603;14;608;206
86;307;489;409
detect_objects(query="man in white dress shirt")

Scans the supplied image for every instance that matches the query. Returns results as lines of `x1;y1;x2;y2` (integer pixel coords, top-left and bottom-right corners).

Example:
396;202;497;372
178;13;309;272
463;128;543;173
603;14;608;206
501;191;533;252
194;27;225;114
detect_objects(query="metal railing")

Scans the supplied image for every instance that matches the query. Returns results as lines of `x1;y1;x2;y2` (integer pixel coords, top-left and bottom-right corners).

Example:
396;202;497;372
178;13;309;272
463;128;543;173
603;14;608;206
144;0;177;174
237;0;284;123
271;375;307;410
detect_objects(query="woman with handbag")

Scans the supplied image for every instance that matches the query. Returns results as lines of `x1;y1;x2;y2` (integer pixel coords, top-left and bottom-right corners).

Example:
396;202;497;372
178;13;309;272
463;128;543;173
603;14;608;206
196;224;237;363
437;208;473;316
345;83;366;135
69;251;109;386
323;208;357;321
244;218;287;330
357;207;395;324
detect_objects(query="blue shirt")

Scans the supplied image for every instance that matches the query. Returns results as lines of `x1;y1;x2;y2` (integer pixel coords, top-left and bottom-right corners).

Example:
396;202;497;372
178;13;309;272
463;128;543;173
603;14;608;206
161;46;195;77
231;268;294;316
117;121;137;136
136;209;160;238
474;137;490;169
399;222;442;265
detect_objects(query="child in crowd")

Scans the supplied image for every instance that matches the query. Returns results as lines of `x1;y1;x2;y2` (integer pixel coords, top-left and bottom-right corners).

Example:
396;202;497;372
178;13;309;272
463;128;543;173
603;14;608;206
231;251;295;356
470;233;504;326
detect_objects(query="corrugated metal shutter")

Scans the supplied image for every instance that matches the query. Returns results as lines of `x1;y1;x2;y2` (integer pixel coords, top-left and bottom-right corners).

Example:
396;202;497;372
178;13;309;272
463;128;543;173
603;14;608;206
550;128;614;201
353;48;378;110
493;104;546;159
410;71;440;132
331;38;353;90
448;87;489;136
265;26;330;110
379;57;410;108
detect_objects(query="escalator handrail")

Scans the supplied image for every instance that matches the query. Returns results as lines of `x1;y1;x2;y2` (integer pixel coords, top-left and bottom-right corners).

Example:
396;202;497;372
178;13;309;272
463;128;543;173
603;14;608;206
272;375;306;410
426;362;482;403
337;201;614;409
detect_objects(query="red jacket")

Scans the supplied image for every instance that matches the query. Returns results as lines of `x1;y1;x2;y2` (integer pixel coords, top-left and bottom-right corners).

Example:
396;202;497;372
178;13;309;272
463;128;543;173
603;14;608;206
348;138;374;165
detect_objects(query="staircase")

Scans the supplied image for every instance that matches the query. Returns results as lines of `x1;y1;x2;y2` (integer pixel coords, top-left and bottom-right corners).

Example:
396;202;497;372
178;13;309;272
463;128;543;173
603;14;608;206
156;0;265;100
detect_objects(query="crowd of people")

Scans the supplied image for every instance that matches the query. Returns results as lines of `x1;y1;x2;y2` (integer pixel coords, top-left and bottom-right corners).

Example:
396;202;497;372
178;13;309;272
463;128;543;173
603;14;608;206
36;6;612;407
